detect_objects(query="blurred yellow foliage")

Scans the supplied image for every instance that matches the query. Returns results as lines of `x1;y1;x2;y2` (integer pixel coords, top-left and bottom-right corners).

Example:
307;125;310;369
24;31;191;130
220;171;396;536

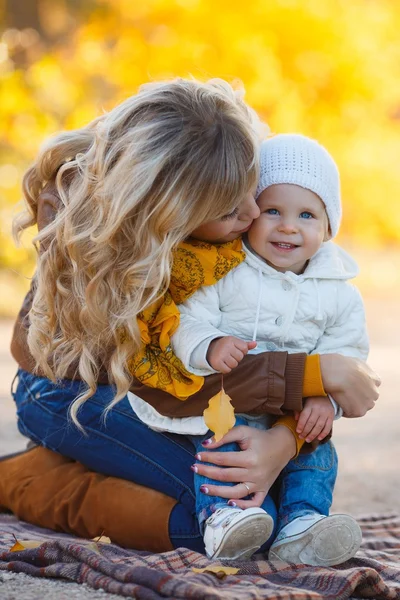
1;0;400;314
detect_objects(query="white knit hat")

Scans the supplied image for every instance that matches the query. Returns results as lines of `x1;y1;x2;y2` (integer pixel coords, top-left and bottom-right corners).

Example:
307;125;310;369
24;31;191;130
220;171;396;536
256;134;341;238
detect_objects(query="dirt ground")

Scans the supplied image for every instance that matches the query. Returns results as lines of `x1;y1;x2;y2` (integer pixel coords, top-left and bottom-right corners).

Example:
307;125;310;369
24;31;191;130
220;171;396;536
1;296;399;516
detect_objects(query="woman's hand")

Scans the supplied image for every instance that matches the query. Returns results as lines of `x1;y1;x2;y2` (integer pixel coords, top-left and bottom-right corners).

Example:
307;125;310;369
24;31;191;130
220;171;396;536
193;425;296;509
320;354;381;418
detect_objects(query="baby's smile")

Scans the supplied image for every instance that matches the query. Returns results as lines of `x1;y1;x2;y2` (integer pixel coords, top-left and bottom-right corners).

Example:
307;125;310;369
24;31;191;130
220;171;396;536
270;242;300;251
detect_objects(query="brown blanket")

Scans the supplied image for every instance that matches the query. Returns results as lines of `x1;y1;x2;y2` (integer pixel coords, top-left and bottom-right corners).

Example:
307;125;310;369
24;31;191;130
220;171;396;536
1;513;399;599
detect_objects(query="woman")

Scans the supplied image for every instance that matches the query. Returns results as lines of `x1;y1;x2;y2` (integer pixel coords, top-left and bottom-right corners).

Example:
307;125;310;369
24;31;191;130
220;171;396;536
1;78;380;556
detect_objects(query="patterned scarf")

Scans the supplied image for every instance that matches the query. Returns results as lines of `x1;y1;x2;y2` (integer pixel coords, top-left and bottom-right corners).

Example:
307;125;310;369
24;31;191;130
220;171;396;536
127;237;245;399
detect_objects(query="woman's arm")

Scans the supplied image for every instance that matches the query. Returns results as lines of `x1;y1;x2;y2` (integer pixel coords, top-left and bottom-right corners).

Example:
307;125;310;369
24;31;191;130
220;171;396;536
131;350;380;420
12;293;380;420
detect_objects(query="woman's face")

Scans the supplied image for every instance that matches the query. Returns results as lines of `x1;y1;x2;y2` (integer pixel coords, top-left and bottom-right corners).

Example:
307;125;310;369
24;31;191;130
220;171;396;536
190;192;260;243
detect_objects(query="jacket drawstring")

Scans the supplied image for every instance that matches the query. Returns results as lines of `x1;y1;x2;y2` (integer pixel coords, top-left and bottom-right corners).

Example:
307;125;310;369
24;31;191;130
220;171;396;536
252;268;263;342
313;278;323;320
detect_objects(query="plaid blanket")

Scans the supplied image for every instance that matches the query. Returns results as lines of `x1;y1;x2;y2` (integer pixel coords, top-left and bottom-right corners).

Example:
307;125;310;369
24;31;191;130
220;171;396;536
0;513;399;599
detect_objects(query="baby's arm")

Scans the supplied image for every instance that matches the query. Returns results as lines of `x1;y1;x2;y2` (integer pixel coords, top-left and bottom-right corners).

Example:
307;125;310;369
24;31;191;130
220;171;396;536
172;279;258;375
171;281;231;375
296;282;369;441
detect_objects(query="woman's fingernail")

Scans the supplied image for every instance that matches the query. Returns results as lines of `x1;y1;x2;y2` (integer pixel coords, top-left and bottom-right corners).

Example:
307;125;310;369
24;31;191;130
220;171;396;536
190;464;198;473
228;500;237;507
202;438;212;446
195;453;201;461
200;486;209;494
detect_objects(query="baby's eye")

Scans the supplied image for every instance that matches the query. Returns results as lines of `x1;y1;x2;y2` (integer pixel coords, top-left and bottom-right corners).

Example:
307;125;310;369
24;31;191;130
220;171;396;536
220;207;239;221
300;211;314;219
266;208;279;215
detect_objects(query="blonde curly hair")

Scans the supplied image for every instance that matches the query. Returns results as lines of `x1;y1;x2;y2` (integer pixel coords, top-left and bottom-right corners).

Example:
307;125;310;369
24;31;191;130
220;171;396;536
14;78;261;427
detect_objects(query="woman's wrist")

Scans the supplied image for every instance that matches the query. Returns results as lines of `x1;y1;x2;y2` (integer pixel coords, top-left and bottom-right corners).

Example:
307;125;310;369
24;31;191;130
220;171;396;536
318;354;380;418
268;425;297;462
319;353;344;395
272;415;304;457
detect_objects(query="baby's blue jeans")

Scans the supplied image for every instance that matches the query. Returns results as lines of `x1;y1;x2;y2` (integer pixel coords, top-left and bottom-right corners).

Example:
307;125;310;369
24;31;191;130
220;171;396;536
189;415;337;548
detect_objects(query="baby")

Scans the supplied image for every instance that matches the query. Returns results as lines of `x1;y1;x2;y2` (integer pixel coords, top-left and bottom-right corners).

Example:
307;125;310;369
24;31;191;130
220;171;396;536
171;134;368;561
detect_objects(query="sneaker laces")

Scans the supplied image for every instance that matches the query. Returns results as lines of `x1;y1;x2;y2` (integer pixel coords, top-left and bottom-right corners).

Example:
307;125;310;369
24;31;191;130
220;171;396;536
206;507;243;529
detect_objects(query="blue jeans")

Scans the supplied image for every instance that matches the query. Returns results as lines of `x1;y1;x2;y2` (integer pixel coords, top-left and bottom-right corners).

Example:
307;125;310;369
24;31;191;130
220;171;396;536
278;435;338;529
12;368;338;552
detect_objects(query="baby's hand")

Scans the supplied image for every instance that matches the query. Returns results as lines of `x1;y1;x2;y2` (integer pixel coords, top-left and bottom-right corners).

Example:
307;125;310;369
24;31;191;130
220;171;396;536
207;336;257;373
295;396;334;443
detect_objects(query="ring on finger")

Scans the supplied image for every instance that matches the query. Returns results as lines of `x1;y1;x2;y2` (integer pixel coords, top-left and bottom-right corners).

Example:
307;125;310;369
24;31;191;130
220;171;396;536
242;482;251;494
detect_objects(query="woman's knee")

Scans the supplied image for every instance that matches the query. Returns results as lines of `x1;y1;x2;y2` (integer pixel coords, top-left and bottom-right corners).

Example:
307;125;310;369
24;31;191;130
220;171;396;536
169;502;204;552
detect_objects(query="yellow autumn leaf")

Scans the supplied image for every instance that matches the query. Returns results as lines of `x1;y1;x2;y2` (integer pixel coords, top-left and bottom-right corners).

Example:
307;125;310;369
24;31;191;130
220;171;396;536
192;565;239;577
10;540;43;552
10;541;25;552
203;387;235;442
9;534;112;554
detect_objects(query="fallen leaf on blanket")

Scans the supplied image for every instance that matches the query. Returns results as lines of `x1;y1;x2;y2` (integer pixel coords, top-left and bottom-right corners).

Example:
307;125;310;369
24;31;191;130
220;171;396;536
85;531;112;553
192;565;239;578
9;541;25;552
91;533;112;544
203;386;235;442
10;539;43;552
86;542;103;555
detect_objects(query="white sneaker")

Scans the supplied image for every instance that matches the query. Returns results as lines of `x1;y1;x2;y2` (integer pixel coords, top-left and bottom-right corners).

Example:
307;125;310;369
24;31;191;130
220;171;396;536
268;513;362;567
203;506;274;561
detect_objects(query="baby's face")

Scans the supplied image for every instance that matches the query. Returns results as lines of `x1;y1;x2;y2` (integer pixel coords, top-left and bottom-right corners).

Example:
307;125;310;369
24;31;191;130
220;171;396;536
190;191;260;244
248;184;329;274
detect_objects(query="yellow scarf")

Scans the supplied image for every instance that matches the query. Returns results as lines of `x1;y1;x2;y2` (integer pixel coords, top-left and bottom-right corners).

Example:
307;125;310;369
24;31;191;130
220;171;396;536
127;238;245;399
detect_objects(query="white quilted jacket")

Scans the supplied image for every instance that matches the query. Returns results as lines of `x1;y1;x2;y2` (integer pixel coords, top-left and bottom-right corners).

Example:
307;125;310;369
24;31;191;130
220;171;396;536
172;240;369;375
